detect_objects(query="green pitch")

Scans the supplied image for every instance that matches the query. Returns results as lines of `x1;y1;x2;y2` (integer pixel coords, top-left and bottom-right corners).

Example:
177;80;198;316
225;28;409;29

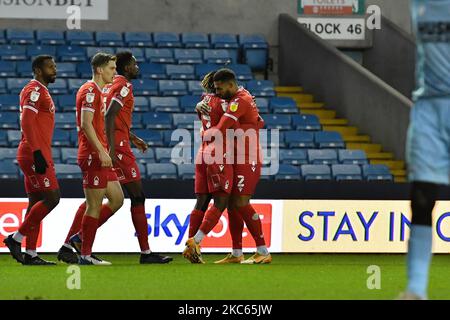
1;253;450;300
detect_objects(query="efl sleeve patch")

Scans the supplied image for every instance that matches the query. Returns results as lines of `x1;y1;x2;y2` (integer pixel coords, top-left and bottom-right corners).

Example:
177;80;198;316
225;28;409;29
86;93;95;103
30;91;40;102
120;86;130;98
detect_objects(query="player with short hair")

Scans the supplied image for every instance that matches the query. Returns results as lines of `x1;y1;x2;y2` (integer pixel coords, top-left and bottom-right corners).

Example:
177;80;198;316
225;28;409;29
70;53;124;265
3;55;60;265
184;68;271;264
398;0;450;300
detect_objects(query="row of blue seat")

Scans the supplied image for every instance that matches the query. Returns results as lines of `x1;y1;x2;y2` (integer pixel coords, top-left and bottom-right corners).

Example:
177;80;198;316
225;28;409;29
0;159;393;182
0;47;241;64
0;30;267;49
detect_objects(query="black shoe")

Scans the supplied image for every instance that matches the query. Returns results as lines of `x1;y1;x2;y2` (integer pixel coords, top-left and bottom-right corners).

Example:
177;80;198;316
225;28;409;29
23;253;56;266
69;234;101;261
3;234;24;264
140;253;173;264
57;245;79;264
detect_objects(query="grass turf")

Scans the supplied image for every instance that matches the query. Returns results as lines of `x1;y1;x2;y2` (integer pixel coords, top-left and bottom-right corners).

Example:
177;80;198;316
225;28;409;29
1;253;449;300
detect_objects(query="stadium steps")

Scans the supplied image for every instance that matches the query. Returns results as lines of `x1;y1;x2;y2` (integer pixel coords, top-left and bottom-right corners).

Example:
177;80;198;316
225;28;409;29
298;102;325;110
323;126;358;136
346;143;382;153
367;152;394;160
320;118;349;126
275;86;303;93
343;135;371;143
370;160;405;170
302;109;337;119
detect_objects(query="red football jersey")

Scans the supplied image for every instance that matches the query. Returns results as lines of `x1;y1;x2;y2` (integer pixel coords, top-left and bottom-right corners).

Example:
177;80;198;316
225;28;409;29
104;75;134;144
17;79;56;163
76;80;107;160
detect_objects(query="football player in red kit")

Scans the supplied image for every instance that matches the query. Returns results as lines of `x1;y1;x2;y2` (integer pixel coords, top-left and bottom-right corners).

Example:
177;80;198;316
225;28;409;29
185;68;271;264
3;55;60;265
67;53;124;265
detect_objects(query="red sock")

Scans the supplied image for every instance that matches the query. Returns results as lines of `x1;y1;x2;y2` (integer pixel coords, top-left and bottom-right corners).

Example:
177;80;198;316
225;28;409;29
228;209;244;250
18;201;50;237
189;209;205;238
131;205;150;252
80;215;98;256
79;204;113;239
25;223;41;251
199;206;223;235
238;204;266;247
64;202;87;244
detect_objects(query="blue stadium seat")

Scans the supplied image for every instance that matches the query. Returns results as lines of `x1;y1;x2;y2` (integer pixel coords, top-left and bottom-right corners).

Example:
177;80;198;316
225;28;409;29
314;131;345;149
174;49;203;64
132;79;158;96
270;97;298;114
145;48;175;64
133;129;163;146
133;147;155;164
332;164;363;181
260;131;285;148
158;80;187;96
210;34;239;63
55;62;78;78
6;29;35;45
284;131;315;148
58;94;76;112
178;164;195;179
146;163;177;179
246;80;276;97
166;64;195;80
55;113;76;129
0;94;20;112
203;49;231;64
48;79;68;95
275;164;301;181
52;129;71;147
69;130;78;146
142;113;173;129
68;79;85;94
338;149;368;165
173;113;198;129
0;79;6;94
52;148;62;163
76;62;92;78
55;164;82;179
182;32;210;49
292;114;321;131
0;61;16;77
239;34;268;71
153;32;182;48
0;30;5;44
66;30;95;46
155;147;174;163
7;130;21;147
137;163;147;177
180;95;201;112
0;131;7;147
262;114;292;130
0;45;27;60
280;149;308;165
195;64;217;79
124;32;153;47
0;160;19;178
131;113;143;129
308;149;338;165
149;97;181;112
301;165;332;181
57;46;87;62
255;98;269;113
96;31;124;46
115;47;145;62
26;45;57;58
0;113;18;129
139;63;167;79
16;61;33;77
133;96;150;112
86;46;115;59
187;80;203;95
362;164;393;181
61;148;78;164
36;30;65;45
7;78;29;94
0;148;17;159
228;64;253;81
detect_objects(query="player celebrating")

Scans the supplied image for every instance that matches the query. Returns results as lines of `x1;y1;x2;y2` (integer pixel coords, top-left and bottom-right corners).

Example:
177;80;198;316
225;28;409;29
73;53;124;265
3;55;60;265
184;69;271;264
398;0;450;300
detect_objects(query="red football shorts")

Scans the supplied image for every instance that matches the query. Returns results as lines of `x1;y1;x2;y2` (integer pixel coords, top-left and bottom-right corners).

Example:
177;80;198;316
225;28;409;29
78;157;118;189
18;159;59;194
231;162;261;195
112;145;141;185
